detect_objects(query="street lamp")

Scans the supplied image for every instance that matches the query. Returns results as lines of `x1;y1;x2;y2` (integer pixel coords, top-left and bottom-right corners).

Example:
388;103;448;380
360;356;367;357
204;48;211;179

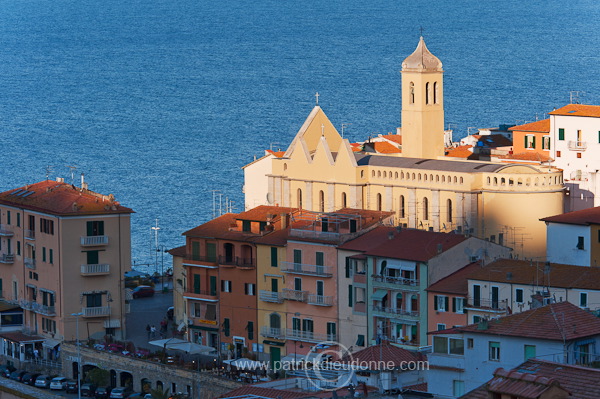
156;245;167;291
72;312;84;399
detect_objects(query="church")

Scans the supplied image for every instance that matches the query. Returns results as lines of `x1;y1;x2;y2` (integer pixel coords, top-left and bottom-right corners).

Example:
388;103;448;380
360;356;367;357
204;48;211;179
243;38;563;258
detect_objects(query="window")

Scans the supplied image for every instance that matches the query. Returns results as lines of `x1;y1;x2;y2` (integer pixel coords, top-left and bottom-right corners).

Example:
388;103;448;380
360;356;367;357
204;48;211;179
558;128;565;140
203;304;215;320
447;199;452;223
326;322;336;340
577;152;582;159
297;189;303;208
409;82;415;104
87;250;99;265
556;150;561;157
302;319;314;334
86;293;102;308
399;195;405;218
453;380;465;397
489;342;500;361
467;338;474;349
341;192;347;208
41;291;55;306
192;303;202;317
42;318;56;334
206;243;217;262
516;288;524;303
17;241;20;256
191;242;200;260
242;220;251;232
433;82;439;104
193;275;201;294
40;218;54;235
209;276;217;296
49;249;53;264
7;211;11;225
524;345;536;361
356;335;365;346
294;277;302;291
247;321;254;340
580;292;588;308
437;323;446;331
453;297;464;314
525;135;535;149
86;221;104;236
319;191;325;212
542;136;551;150
270;247;278;267
449;338;464;355
433;336;448;354
423;197;429;220
223;318;230;336
348;284;353;307
376;193;382;211
434;295;448;312
16;213;20;227
42;247;46;262
292;317;301;332
425;82;430;104
577;236;585;250
221;280;232;293
244;283;256;296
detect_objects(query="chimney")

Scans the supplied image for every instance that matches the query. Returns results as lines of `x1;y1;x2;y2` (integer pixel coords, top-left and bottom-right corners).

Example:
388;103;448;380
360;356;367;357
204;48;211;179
280;213;287;229
56;177;64;183
437;243;443;254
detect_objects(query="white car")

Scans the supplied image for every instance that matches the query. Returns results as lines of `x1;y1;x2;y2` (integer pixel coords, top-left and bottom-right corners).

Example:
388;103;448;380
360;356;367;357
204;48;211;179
50;377;68;390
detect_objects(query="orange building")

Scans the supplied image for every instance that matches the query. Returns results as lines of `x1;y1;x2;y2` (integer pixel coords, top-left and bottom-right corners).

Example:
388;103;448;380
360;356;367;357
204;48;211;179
504;119;552;163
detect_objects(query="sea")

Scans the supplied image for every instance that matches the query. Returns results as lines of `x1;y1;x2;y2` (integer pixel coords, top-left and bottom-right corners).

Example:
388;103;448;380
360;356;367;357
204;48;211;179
1;0;599;273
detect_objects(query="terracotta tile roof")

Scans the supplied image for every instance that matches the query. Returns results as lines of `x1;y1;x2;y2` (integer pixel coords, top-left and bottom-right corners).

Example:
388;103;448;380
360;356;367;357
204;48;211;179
541;206;600;226
218;386;310;399
404;382;427;392
265;150;286;158
0;180;133;216
426;262;482;295
485;368;564;399
445;145;474;159
253;227;291;246
460;359;600;399
167;245;186;258
342;342;424;369
339;227;467;262
549;104;600;118
381;134;403;145
373;141;402;154
0;331;44;343
438;302;600;341
498;152;552;163
236;206;297;221
509;119;550;133
467;258;600;290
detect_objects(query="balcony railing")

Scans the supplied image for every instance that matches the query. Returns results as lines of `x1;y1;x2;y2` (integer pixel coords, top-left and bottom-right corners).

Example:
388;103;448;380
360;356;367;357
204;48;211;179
465;297;508;311
260;326;285;339
568;140;587;151
217;256;256;268
0;225;13;237
0;254;14;264
285;329;337;343
282;288;308;302
281;262;333;277
81;264;110;275
184;290;218;301
25;230;35;240
81;235;109;246
372;274;419;287
307;294;333;306
24;257;36;269
259;290;284;304
184;256;218;266
19;300;56;316
372;305;419;318
82;306;111;317
289;229;340;241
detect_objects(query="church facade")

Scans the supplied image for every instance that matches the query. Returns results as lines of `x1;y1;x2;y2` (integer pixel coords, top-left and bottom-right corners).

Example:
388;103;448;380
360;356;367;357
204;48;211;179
246;38;564;259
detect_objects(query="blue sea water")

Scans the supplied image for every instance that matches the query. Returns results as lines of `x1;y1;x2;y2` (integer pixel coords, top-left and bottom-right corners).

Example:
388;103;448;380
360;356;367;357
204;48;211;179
1;0;599;272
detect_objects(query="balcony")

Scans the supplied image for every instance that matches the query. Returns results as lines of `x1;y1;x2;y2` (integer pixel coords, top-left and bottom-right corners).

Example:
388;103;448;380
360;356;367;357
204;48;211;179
307;294;333;306
260;326;285;339
259;290;284;304
464;297;508;313
371;274;419;291
354;302;366;313
281;262;333;277
184;290;218;302
81;235;109;246
82;306;111;317
353;273;367;284
372;305;419;320
0;225;13;237
24;257;36;269
282;288;308;302
285;329;337;343
217;256;256;269
0;254;14;264
25;230;35;240
19;300;56;316
183;256;218;268
568;140;587;151
81;264;110;275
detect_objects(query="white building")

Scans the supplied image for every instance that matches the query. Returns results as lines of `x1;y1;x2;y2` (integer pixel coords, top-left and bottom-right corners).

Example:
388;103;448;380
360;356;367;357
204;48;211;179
427;301;600;398
550;104;600;212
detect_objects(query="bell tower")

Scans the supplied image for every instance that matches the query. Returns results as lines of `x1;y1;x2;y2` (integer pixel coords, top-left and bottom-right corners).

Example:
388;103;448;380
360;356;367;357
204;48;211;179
400;37;445;159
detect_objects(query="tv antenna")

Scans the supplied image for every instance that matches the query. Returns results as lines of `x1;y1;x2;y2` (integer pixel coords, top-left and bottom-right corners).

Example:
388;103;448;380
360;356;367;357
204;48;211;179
66;165;78;185
570;91;584;104
341;123;351;139
45;165;54;180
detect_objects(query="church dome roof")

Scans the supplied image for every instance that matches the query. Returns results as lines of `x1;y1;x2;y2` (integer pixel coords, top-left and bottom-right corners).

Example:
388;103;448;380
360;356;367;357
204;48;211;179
402;37;443;71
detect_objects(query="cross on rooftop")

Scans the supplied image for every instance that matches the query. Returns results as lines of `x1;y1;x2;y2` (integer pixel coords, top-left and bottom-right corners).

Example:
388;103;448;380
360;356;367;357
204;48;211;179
315;92;320;106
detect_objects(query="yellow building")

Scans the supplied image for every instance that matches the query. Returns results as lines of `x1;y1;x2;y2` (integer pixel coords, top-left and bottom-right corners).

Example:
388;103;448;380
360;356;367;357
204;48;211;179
246;38;564;258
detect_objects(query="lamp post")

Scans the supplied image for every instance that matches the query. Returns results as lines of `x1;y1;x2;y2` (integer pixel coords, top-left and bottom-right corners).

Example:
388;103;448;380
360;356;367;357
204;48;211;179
156;245;166;291
72;312;84;399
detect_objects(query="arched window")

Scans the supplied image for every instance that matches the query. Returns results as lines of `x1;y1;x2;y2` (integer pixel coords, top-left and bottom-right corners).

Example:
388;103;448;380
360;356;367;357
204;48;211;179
425;82;430;104
494;177;498;186
297;188;303;208
269;313;281;329
395;172;398;179
283;163;287;171
460;177;464;184
319;190;325;212
487;177;491;185
400;195;405;218
401;171;405;179
423;197;429;221
418;173;422;181
436;175;440;182
361;170;364;178
341;192;347;208
453;176;457;184
410;82;415;104
396;293;403;310
424;174;428;181
383;171;387;178
433;82;439;104
376;193;382;211
412;173;416;180
380;260;387;275
447;199;452;223
372;171;375;177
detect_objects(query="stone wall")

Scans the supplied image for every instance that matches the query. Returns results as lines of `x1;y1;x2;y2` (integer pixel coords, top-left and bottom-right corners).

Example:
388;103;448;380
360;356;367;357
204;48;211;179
61;343;242;399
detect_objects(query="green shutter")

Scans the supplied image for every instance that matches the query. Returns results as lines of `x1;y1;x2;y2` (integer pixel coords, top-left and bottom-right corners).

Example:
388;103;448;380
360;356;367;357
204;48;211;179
316;252;324;266
271;278;278;293
434;295;438;310
598;131;600;144
206;243;216;262
87;250;99;264
532;136;536;148
445;296;449;312
270;247;278;267
294;278;302;291
559;128;565;141
293;249;302;264
345;257;351;278
49;249;53;264
193;274;201;294
7;211;10;225
42;247;46;262
248;322;254;340
209;276;217;296
223;318;230;336
348;284;353;307
524;135;528;148
452;297;457;312
192;242;200;260
356;335;365;346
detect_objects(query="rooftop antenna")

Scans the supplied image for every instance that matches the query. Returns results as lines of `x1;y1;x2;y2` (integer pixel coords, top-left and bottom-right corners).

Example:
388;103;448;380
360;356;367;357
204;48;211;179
66;165;78;185
45;165;54;180
569;91;584;104
212;190;221;219
467;127;477;136
341;123;351;139
270;143;284;152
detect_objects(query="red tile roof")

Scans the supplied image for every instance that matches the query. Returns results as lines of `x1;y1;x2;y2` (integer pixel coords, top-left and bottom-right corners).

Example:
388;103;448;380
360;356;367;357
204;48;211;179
373;141;402;154
485;368;564;399
549;104;600;118
265;150;286;158
236;205;297;221
437;302;600;341
0;180;133;216
218;386;310;399
167;245;186;257
460;359;600;399
445;145;474;159
426;262;482;295
0;331;44;343
467;259;600;290
342;342;424;369
381;134;403;145
509;119;550;133
541;206;600;226
498;152;552;163
404;382;428;392
340;227;467;262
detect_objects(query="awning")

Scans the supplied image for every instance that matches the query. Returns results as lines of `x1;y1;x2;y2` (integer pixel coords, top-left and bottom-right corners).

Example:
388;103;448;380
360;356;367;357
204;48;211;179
188;325;219;332
387;261;416;272
263;340;285;347
0;301;20;312
372;290;387;301
42;338;61;348
0;331;44;343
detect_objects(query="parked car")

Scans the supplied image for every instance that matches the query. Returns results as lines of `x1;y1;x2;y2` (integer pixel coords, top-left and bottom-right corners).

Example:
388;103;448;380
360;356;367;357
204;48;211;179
81;383;97;397
110;387;133;399
35;374;57;388
0;365;15;378
95;386;112;399
50;376;68;390
22;373;41;385
132;285;155;299
65;380;79;393
9;370;26;382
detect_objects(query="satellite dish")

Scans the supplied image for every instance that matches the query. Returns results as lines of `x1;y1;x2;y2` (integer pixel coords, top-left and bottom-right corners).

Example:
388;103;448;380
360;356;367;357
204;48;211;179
266;193;274;204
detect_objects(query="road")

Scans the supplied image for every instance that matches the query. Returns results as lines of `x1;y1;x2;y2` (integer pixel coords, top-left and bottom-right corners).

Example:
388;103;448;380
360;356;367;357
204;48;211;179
125;286;174;351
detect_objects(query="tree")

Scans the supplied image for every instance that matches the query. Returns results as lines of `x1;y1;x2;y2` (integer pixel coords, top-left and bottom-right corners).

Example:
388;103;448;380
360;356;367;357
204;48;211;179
86;368;109;386
150;387;170;399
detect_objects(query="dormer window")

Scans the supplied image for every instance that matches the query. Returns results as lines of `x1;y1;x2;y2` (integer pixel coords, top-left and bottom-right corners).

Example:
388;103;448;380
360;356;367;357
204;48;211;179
242;220;251;232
